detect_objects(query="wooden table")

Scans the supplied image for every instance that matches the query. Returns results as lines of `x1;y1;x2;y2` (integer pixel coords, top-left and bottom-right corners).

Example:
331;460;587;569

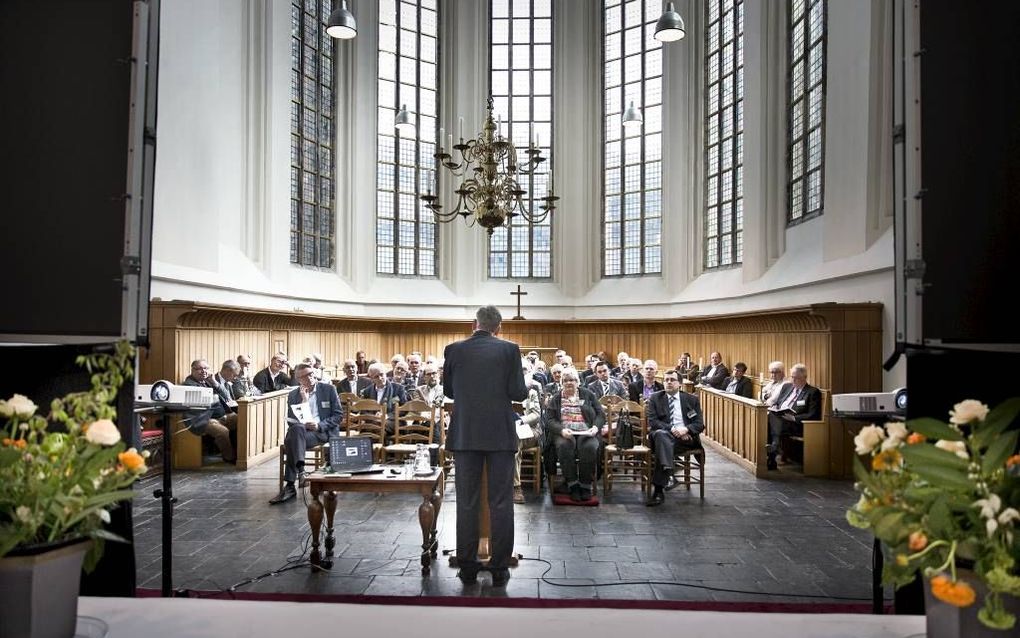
306;466;444;575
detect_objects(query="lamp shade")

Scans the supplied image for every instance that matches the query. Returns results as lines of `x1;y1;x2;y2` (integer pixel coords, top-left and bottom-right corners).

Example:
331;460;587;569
326;0;357;39
395;104;415;134
653;2;686;42
622;101;643;128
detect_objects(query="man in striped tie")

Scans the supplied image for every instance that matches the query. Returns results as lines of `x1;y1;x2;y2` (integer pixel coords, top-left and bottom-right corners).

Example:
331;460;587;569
765;363;822;470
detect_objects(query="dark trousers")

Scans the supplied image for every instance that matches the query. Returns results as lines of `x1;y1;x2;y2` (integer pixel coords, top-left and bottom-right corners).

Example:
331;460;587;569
554;435;600;487
767;413;803;458
283;424;329;482
453;450;515;571
648;429;701;487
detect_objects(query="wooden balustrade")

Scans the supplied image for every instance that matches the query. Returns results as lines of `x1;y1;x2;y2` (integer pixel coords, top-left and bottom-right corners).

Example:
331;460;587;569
696;387;770;478
236;389;291;470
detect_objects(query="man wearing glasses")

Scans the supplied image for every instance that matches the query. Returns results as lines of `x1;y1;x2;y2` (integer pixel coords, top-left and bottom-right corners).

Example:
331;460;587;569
253;352;293;394
760;361;789;406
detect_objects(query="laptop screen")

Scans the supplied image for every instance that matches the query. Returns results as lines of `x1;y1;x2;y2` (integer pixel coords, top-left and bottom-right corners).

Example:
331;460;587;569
328;435;374;471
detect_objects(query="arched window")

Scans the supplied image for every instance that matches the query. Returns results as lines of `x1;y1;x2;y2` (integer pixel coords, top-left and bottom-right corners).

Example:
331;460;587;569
704;0;744;269
488;0;553;279
603;0;663;277
376;0;439;276
787;0;826;223
289;0;336;268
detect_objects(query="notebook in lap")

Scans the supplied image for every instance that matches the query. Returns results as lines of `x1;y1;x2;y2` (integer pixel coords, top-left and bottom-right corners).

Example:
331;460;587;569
328;435;385;474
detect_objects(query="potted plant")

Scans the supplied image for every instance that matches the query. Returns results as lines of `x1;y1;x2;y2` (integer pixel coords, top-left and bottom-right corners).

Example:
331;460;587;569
848;398;1020;637
0;341;148;638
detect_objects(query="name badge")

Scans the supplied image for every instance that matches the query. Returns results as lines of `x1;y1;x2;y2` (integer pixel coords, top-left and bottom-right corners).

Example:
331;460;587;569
687;410;698;419
321;401;330;408
796;399;806;407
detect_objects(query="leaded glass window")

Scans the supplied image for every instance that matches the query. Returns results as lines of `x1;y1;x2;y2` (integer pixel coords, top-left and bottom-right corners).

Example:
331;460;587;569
377;0;439;276
787;0;826;222
290;0;336;268
603;0;662;277
488;0;553;279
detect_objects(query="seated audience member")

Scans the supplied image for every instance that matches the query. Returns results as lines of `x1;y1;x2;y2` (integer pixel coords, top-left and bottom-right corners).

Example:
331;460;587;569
675;352;699;382
579;354;598;386
765;363;822;470
696;351;730;390
385;354;405;379
760;361;789;406
182;359;237;464
521;361;544;393
624;358;644;386
337;359;372;396
611;351;629;378
543;363;564;400
234;354;260;397
300;356;321;381
513;372;543;504
416;363;446;406
545;368;605;502
253;352;292;393
359;362;409;433
532;360;550;387
629;360;664;402
311;352;331;382
526;351;540;367
269;363;344;505
405;353;424;388
645;370;705;506
355;350;369;375
215;360;245;401
587;361;628;399
554;349;567;365
723;362;754;398
392;360;417;392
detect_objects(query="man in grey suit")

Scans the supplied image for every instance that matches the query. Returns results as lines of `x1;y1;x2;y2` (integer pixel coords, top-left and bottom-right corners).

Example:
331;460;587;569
443;305;528;587
587;361;628;400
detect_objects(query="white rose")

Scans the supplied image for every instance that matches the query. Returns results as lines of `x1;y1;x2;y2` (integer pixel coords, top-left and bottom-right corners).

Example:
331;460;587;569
84;419;121;446
885;421;909;442
854;424;886;455
0;394;38;418
880;436;903;452
935;439;969;459
949;399;989;425
15;505;32;523
97;509;111;524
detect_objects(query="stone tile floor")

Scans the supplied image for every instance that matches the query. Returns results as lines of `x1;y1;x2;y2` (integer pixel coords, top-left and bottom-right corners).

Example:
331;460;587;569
133;447;889;603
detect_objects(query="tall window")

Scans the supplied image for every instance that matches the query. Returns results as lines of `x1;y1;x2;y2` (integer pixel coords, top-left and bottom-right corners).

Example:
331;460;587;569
787;0;826;222
377;0;439;276
290;0;335;268
603;0;663;277
488;0;553;279
703;0;744;269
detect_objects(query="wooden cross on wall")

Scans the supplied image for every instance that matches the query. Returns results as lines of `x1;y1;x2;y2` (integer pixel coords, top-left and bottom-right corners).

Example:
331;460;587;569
511;285;527;321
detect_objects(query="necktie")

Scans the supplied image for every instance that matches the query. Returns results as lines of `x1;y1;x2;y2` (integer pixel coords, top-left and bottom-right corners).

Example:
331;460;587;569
668;394;676;413
603;383;609;396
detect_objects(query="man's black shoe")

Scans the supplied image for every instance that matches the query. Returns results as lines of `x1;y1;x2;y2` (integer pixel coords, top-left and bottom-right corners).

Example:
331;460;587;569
766;456;778;471
578;486;592;501
569;485;583;502
491;569;511;587
646;489;665;507
663;475;679;491
457;569;478;584
269;483;297;505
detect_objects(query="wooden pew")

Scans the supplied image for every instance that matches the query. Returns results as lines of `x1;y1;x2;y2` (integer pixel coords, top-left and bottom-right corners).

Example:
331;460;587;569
236;388;291;470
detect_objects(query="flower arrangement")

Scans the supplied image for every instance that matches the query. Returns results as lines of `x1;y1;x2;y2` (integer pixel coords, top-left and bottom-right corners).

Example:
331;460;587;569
0;341;147;570
848;398;1020;630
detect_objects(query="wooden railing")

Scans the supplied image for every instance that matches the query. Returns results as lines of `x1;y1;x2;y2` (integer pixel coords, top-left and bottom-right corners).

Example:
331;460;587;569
236;389;291;470
695;386;832;478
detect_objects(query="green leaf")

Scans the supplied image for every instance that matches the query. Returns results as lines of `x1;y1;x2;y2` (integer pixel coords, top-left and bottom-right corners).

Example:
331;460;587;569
853;454;879;491
874;510;907;542
926;498;953;538
907;417;964;441
982;430;1020;476
978;398;1020;440
908;463;974;491
900;443;971;470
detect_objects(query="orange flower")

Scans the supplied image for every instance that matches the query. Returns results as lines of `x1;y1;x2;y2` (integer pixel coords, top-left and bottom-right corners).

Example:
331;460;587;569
117;449;146;472
930;575;976;607
12;439;26;449
2;438;11;446
907;432;927;445
1007;454;1020;469
872;448;902;471
908;531;927;551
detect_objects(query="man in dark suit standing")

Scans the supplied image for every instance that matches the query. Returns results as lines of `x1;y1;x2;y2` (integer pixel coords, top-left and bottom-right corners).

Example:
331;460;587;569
766;363;822;470
336;359;372;396
443;305;528;587
269;363;344;504
645;370;705;506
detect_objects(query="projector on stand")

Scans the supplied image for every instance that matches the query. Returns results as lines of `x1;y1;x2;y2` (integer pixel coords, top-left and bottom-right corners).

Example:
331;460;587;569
832;388;907;420
135;381;214;410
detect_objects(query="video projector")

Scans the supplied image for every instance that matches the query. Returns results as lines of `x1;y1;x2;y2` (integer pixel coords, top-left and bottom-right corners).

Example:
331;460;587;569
135;381;215;410
832;388;907;420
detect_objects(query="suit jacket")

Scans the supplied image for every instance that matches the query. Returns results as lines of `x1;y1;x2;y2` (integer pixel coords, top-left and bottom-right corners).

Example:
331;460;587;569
213;373;244;402
287;381;343;437
722;375;753;399
587;377;628;400
623;371;643;386
646;390;705;440
770;383;822;421
252;367;292;394
336;376;372;396
545;387;606;440
180;375;226;433
697;364;730;390
629;379;664;402
359;381;409;414
579;369;595;386
443;330;528;452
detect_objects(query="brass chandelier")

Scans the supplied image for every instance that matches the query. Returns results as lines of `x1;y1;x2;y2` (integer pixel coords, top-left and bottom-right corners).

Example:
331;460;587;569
420;97;557;236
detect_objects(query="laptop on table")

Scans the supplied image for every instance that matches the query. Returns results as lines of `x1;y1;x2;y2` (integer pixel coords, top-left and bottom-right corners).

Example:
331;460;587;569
327;435;385;474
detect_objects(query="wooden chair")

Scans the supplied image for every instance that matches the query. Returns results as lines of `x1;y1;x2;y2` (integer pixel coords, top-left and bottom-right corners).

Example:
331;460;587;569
602;399;651;496
382;400;436;463
338;392;360;414
513;401;542;496
278;441;328;492
347;398;387;462
672;444;706;500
